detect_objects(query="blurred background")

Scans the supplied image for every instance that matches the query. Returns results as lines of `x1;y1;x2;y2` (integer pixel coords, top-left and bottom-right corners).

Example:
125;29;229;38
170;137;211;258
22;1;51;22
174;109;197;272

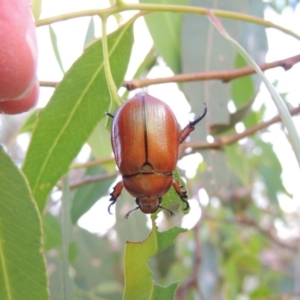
1;0;300;299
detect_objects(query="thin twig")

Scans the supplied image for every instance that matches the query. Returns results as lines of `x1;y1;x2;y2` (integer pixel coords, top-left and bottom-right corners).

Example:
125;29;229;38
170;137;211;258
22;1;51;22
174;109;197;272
39;54;300;90
39;81;58;88
182;105;300;150
123;54;300;90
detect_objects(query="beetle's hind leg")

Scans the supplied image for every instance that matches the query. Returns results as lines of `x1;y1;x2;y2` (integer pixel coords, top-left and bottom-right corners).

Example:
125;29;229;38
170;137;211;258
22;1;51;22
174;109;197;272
108;181;123;214
172;180;189;210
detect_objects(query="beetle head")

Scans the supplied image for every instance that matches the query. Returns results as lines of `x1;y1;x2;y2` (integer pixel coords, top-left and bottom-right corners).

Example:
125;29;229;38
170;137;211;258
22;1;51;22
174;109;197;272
124;197;175;218
138;196;161;214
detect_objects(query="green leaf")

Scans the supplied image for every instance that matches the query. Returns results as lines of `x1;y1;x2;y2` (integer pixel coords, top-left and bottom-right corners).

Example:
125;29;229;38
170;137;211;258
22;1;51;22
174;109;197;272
22;23;133;211
231;53;255;108
123;221;186;299
71;164;115;224
0;147;48;300
140;0;188;74
49;25;65;73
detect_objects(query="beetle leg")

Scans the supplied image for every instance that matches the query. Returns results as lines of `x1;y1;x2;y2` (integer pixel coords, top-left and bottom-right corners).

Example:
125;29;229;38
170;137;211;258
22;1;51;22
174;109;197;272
172;180;189;210
108;181;124;214
179;104;207;143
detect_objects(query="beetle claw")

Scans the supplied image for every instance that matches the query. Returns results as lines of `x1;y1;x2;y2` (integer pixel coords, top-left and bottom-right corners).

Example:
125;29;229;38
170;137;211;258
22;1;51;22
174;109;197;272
181;199;190;210
179;190;189;210
172;180;190;210
107;201;116;215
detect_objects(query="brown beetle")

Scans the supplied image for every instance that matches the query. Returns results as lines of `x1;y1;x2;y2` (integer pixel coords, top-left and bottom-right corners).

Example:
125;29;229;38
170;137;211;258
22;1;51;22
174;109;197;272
107;93;206;218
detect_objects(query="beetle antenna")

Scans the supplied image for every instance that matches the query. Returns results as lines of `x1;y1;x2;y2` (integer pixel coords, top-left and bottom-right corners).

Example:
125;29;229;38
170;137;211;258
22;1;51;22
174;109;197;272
181;199;190;210
158;205;175;217
105;112;114;118
124;206;140;219
190;103;207;126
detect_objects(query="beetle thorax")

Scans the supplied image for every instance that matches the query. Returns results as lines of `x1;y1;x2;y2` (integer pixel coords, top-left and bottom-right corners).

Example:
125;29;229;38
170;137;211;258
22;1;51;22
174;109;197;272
138;196;162;214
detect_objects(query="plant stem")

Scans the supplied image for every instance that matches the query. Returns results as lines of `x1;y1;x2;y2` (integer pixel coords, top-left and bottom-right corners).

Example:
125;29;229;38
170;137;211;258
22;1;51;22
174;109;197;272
41;53;300;90
123;54;300;89
121;2;300;41
182;105;300;151
101;16;122;108
35;5;300;42
35;7;118;26
115;0;124;6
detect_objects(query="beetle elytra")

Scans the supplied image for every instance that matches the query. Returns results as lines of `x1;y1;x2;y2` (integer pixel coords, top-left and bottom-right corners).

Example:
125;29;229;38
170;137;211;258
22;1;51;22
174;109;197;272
108;93;207;218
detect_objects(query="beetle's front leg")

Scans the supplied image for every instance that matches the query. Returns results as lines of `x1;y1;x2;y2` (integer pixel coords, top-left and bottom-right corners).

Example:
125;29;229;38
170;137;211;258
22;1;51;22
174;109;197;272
179;104;207;143
172;180;189;210
108;181;123;214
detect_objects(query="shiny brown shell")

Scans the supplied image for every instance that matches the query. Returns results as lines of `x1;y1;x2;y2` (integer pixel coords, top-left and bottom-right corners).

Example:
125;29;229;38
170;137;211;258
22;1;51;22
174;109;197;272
111;93;179;177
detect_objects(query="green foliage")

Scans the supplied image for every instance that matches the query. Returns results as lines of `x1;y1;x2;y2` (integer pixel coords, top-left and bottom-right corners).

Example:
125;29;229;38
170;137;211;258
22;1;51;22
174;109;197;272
0;147;48;299
140;0;188;74
49;25;65;74
254;139;290;204
123;219;186;299
231;53;255;108
22;24;134;211
0;0;299;299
